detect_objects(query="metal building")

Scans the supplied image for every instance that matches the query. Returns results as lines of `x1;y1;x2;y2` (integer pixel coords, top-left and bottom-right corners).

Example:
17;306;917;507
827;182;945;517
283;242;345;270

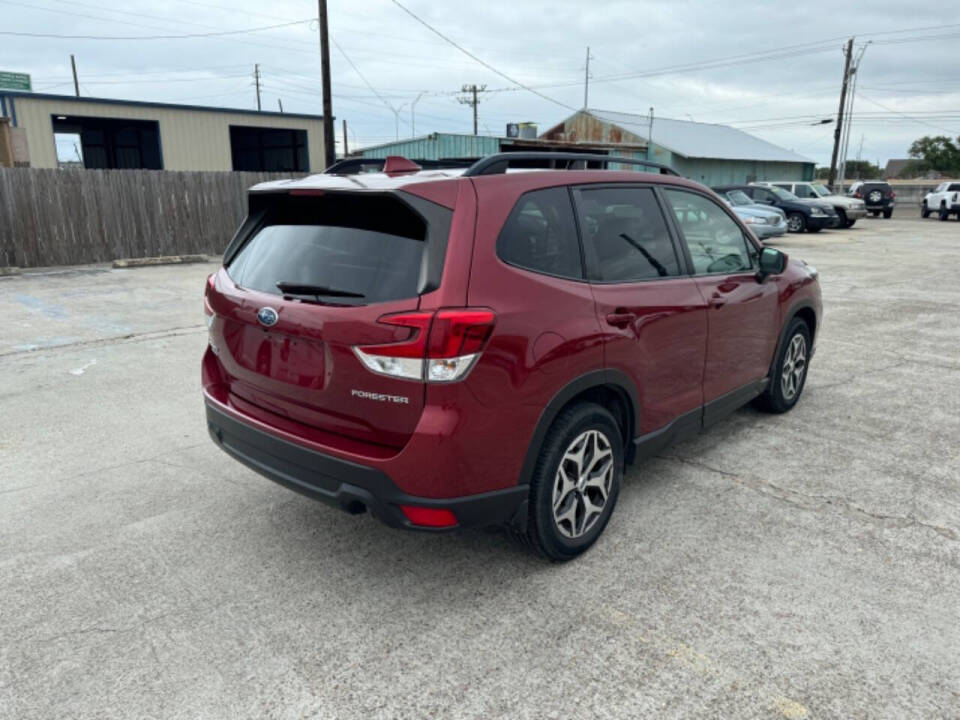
0;92;326;172
357;133;508;161
540;109;815;184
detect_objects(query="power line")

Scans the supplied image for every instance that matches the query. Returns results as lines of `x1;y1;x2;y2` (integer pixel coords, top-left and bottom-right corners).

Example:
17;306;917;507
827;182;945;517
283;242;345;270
0;17;314;40
390;0;576;110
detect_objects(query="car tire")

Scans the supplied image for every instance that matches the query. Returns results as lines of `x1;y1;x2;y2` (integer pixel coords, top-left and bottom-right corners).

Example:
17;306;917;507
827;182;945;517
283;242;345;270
845;219;857;227
807;227;822;233
836;208;848;228
787;212;806;233
755;318;811;414
520;402;623;561
939;205;950;221
883;209;893;219
921;202;930;218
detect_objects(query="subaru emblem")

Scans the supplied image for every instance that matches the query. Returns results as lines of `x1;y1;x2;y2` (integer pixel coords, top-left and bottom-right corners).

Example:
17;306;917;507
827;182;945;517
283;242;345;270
257;307;278;327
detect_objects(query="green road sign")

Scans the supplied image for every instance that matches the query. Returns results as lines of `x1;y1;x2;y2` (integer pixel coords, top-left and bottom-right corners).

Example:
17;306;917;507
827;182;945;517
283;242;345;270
0;72;32;92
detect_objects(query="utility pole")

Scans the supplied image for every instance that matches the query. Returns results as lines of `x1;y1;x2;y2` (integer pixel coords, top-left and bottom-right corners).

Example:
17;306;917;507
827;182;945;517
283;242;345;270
318;0;335;169
457;84;486;135
838;42;870;191
70;54;79;97
646;107;654;160
828;37;854;190
254;64;261;111
342;119;348;156
277;98;283;113
583;46;591;109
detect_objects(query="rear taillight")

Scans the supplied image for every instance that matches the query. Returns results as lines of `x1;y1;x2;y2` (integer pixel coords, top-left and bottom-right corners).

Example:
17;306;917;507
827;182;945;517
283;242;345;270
891;191;896;198
954;193;958;202
854;191;861;198
399;505;458;528
353;308;496;383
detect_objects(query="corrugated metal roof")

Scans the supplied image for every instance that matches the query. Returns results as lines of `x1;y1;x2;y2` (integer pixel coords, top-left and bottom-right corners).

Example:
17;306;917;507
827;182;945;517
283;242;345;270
583;109;814;164
358;133;504;159
0;91;323;121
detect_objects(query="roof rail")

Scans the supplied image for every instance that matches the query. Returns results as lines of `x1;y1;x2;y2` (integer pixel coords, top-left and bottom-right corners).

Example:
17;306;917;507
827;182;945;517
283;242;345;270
462;152;679;177
324;157;475;175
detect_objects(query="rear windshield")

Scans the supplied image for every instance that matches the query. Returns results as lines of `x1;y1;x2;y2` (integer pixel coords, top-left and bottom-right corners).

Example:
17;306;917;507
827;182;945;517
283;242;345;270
227;193;426;306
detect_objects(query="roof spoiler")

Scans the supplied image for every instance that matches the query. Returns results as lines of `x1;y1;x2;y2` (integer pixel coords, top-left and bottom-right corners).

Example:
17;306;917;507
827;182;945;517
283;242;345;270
463;152;680;177
324;156;476;175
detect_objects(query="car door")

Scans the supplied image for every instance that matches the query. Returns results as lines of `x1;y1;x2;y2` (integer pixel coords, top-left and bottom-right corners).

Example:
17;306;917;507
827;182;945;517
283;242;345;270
746;186;778;209
661;189;780;422
573;184;707;435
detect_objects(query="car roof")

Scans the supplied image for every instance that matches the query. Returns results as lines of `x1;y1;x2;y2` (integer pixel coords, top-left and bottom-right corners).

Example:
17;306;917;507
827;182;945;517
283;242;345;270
250;167;709;196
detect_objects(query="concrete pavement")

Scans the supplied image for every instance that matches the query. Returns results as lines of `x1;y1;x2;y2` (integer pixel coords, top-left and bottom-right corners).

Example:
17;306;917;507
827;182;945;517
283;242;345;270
1;213;958;718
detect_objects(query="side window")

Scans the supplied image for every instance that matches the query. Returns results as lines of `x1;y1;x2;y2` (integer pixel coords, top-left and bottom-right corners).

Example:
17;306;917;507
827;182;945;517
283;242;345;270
663;190;758;275
496;187;583;280
774;183;793;192
577;187;681;282
793;185;815;199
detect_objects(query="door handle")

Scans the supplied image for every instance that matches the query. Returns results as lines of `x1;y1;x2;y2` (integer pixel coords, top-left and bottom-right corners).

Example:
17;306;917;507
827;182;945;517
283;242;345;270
605;311;637;328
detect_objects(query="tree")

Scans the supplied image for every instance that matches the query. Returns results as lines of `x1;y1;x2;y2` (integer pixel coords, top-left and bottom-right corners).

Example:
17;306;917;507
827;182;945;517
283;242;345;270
908;135;960;173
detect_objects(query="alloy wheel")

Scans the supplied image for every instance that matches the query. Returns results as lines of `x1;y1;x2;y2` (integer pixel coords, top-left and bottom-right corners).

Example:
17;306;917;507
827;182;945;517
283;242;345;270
781;334;808;401
552;429;614;539
787;214;803;232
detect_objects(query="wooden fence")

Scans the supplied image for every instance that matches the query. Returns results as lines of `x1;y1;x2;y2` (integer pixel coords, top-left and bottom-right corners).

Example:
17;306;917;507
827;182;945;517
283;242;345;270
0;168;304;268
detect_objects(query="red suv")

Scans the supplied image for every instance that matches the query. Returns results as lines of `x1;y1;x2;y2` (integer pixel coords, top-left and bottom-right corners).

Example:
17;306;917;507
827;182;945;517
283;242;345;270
202;153;821;560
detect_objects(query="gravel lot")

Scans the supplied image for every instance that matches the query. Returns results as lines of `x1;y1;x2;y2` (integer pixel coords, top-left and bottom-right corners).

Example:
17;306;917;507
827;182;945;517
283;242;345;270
2;213;958;719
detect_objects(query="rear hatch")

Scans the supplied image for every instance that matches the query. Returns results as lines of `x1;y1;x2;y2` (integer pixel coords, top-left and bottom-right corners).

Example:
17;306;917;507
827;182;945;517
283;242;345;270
207;190;451;450
858;183;893;204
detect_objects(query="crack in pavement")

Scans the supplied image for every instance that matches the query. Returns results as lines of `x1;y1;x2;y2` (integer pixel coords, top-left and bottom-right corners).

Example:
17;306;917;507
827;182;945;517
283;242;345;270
0;324;205;360
659;454;959;542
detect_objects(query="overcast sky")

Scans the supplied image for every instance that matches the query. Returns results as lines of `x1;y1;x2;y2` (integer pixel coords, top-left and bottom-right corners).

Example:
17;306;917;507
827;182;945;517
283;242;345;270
3;0;959;167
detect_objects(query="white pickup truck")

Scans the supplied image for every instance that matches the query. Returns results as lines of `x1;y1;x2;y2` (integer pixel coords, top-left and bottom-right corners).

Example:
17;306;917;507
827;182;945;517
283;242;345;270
921;182;960;220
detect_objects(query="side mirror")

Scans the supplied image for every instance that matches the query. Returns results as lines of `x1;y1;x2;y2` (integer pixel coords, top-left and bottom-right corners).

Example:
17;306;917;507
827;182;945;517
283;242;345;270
757;247;787;281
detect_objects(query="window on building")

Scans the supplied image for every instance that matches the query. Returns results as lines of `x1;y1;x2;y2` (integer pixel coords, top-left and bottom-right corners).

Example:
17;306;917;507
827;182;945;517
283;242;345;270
51;116;162;170
578;186;680;282
230;126;309;172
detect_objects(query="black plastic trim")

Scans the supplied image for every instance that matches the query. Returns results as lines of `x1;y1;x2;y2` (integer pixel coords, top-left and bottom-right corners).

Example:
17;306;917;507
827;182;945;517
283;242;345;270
632;406;701;462
769;300;818;377
517;369;640;486
396;191;453;295
206;402;528;531
702;378;769;428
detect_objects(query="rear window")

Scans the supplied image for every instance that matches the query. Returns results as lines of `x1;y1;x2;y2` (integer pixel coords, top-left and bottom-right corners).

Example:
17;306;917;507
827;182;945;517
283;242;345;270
227;193;426;306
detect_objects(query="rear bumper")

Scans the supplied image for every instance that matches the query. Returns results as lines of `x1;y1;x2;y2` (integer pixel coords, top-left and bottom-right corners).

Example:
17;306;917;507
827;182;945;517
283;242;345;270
842;206;868;220
205;399;528;531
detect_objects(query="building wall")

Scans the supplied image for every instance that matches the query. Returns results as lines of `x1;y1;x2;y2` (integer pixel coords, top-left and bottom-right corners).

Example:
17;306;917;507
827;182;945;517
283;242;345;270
359;133;503;160
671;156;814;186
5;96;325;171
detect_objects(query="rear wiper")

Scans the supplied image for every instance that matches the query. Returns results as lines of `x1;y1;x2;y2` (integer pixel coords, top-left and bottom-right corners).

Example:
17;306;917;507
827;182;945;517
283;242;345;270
276;282;365;299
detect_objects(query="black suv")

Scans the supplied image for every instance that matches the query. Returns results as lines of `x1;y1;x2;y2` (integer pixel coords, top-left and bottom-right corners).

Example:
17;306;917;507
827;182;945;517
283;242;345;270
849;181;894;218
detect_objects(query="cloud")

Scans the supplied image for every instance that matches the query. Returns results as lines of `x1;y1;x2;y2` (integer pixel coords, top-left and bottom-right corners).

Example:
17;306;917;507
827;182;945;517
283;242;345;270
2;0;958;166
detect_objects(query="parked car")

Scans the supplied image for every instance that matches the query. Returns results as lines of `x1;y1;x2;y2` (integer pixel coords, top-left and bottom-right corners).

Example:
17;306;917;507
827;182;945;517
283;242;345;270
202;153;822;561
720;195;787;241
921;181;960;220
848;180;895;218
755;181;867;228
714;184;838;233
